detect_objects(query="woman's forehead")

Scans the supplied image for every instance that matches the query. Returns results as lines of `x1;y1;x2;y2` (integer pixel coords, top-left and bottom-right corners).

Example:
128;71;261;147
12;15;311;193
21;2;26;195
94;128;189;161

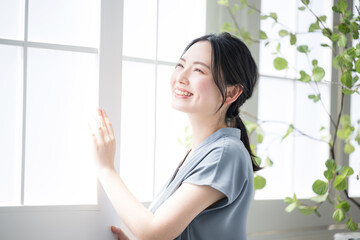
182;41;212;64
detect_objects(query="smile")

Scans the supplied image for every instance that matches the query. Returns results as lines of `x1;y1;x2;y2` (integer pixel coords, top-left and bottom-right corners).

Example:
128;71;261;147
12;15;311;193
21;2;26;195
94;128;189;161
175;89;193;96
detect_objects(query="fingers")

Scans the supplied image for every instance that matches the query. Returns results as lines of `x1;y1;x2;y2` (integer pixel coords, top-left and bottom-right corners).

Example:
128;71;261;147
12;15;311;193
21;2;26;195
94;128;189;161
111;226;130;240
103;110;115;140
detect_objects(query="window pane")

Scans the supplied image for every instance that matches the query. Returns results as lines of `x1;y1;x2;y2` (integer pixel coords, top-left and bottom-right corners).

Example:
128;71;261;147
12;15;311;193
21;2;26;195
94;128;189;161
0;45;23;205
255;77;331;199
123;0;157;59
255;77;295;199
259;0;297;78
0;0;24;40
292;81;330;197
349;93;360;197
157;0;206;62
28;0;100;47
120;61;155;202
24;48;98;205
154;64;190;194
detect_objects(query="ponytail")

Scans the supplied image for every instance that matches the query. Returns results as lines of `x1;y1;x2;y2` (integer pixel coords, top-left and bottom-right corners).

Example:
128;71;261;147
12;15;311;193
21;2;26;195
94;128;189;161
228;115;262;172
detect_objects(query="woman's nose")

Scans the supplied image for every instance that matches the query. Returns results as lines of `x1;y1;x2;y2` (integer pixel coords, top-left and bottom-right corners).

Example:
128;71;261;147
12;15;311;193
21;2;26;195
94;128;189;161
176;68;189;85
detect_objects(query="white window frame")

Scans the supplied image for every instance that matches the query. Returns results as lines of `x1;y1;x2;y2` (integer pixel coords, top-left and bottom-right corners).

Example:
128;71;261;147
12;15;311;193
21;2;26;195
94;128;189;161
0;0;125;239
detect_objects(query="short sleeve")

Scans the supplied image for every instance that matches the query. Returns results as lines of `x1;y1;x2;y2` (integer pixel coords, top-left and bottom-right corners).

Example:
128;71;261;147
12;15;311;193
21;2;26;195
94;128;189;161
183;137;251;207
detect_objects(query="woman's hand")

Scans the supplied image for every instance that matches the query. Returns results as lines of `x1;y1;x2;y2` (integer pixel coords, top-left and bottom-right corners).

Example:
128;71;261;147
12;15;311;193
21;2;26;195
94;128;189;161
111;226;130;240
88;107;116;174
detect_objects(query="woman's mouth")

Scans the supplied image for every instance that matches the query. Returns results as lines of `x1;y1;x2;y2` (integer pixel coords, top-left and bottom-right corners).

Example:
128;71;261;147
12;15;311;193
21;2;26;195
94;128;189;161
174;89;193;96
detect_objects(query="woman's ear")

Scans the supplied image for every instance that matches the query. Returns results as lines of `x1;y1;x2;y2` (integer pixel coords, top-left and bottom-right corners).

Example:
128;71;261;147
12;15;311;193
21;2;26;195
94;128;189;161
225;85;243;104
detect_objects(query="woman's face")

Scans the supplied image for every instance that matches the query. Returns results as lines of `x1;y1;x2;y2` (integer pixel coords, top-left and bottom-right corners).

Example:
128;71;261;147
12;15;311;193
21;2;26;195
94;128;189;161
170;41;223;117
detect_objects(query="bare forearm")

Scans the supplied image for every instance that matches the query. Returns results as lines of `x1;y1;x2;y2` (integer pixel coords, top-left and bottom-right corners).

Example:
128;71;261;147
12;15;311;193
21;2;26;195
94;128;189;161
98;168;157;239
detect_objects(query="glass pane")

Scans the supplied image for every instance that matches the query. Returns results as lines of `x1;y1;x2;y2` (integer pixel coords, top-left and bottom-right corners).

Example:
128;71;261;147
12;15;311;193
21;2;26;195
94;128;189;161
28;0;100;47
0;0;24;40
255;77;294;199
349;92;360;197
123;0;157;59
120;61;155;202
157;0;206;62
259;0;297;78
0;45;23;206
293;81;330;197
24;48;98;205
154;64;190;195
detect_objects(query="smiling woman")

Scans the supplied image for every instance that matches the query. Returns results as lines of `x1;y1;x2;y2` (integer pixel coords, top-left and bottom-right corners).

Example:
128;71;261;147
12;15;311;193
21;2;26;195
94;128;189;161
89;32;261;240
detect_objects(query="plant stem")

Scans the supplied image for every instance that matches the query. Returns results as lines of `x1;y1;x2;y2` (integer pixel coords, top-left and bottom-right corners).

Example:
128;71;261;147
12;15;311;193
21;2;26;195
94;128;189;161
331;92;344;159
344;189;360;208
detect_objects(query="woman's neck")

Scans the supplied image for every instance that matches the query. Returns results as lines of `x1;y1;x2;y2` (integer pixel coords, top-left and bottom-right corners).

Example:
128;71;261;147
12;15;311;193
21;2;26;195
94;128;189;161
188;114;227;150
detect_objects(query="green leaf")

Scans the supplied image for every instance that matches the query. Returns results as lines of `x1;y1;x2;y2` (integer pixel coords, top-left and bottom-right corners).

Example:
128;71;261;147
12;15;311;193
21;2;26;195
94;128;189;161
256;133;264;143
344;142;355;154
337;128;351;139
254;156;262;166
346;217;359;231
245;120;258;133
312;66;325;82
297;45;310;53
290;33;296;45
217;0;229;7
309;22;320;32
298;70;311;82
221;22;236;32
341;72;353;88
331;32;340;42
342;166;354;177
334;175;347;191
276;42;281;52
279;29;289;37
265;156;273;167
342;88;355;95
301;0;310;5
273;57;288;70
281;124;294;141
336;0;348;14
325;159;336;170
321;43;330;48
355;59;360;73
285;202;298;213
319;15;327;22
333;208;346;222
298;6;306;10
298;206;317;216
312;180;328;195
259;30;268;40
338;34;347;48
312;59;318;66
260;15;268;20
284;197;293;204
269;12;278;21
336;200;351;212
254;175;266;189
310;193;328;203
324;169;334;180
308;94;321;102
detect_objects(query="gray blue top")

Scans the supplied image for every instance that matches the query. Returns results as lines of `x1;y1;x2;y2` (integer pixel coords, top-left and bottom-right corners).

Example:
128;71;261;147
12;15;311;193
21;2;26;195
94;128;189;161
149;127;254;240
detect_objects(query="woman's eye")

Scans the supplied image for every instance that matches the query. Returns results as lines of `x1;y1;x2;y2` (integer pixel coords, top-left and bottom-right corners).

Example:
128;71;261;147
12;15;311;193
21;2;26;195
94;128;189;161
175;63;184;68
195;68;204;74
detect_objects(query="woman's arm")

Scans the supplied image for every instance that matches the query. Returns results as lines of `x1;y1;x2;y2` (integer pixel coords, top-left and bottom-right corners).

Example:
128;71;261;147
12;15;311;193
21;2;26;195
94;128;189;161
89;108;225;240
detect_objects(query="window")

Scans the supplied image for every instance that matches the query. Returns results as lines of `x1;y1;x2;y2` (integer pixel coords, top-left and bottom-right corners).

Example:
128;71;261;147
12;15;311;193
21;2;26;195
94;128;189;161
120;0;206;202
0;0;100;206
255;0;333;200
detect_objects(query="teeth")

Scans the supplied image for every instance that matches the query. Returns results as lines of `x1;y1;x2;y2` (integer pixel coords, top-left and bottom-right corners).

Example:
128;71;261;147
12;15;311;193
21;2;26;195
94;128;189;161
175;89;192;96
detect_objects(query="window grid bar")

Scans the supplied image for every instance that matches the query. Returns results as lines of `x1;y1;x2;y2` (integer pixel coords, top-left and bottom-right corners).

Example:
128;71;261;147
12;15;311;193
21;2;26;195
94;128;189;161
152;0;160;199
20;0;30;206
122;55;176;67
0;38;98;54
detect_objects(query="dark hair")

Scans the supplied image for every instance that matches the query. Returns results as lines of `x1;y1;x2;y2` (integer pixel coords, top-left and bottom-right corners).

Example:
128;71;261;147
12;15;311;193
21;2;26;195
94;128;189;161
182;32;261;171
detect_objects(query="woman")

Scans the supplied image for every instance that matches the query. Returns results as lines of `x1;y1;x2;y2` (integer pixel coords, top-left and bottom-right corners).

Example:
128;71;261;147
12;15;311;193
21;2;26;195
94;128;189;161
88;32;260;240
